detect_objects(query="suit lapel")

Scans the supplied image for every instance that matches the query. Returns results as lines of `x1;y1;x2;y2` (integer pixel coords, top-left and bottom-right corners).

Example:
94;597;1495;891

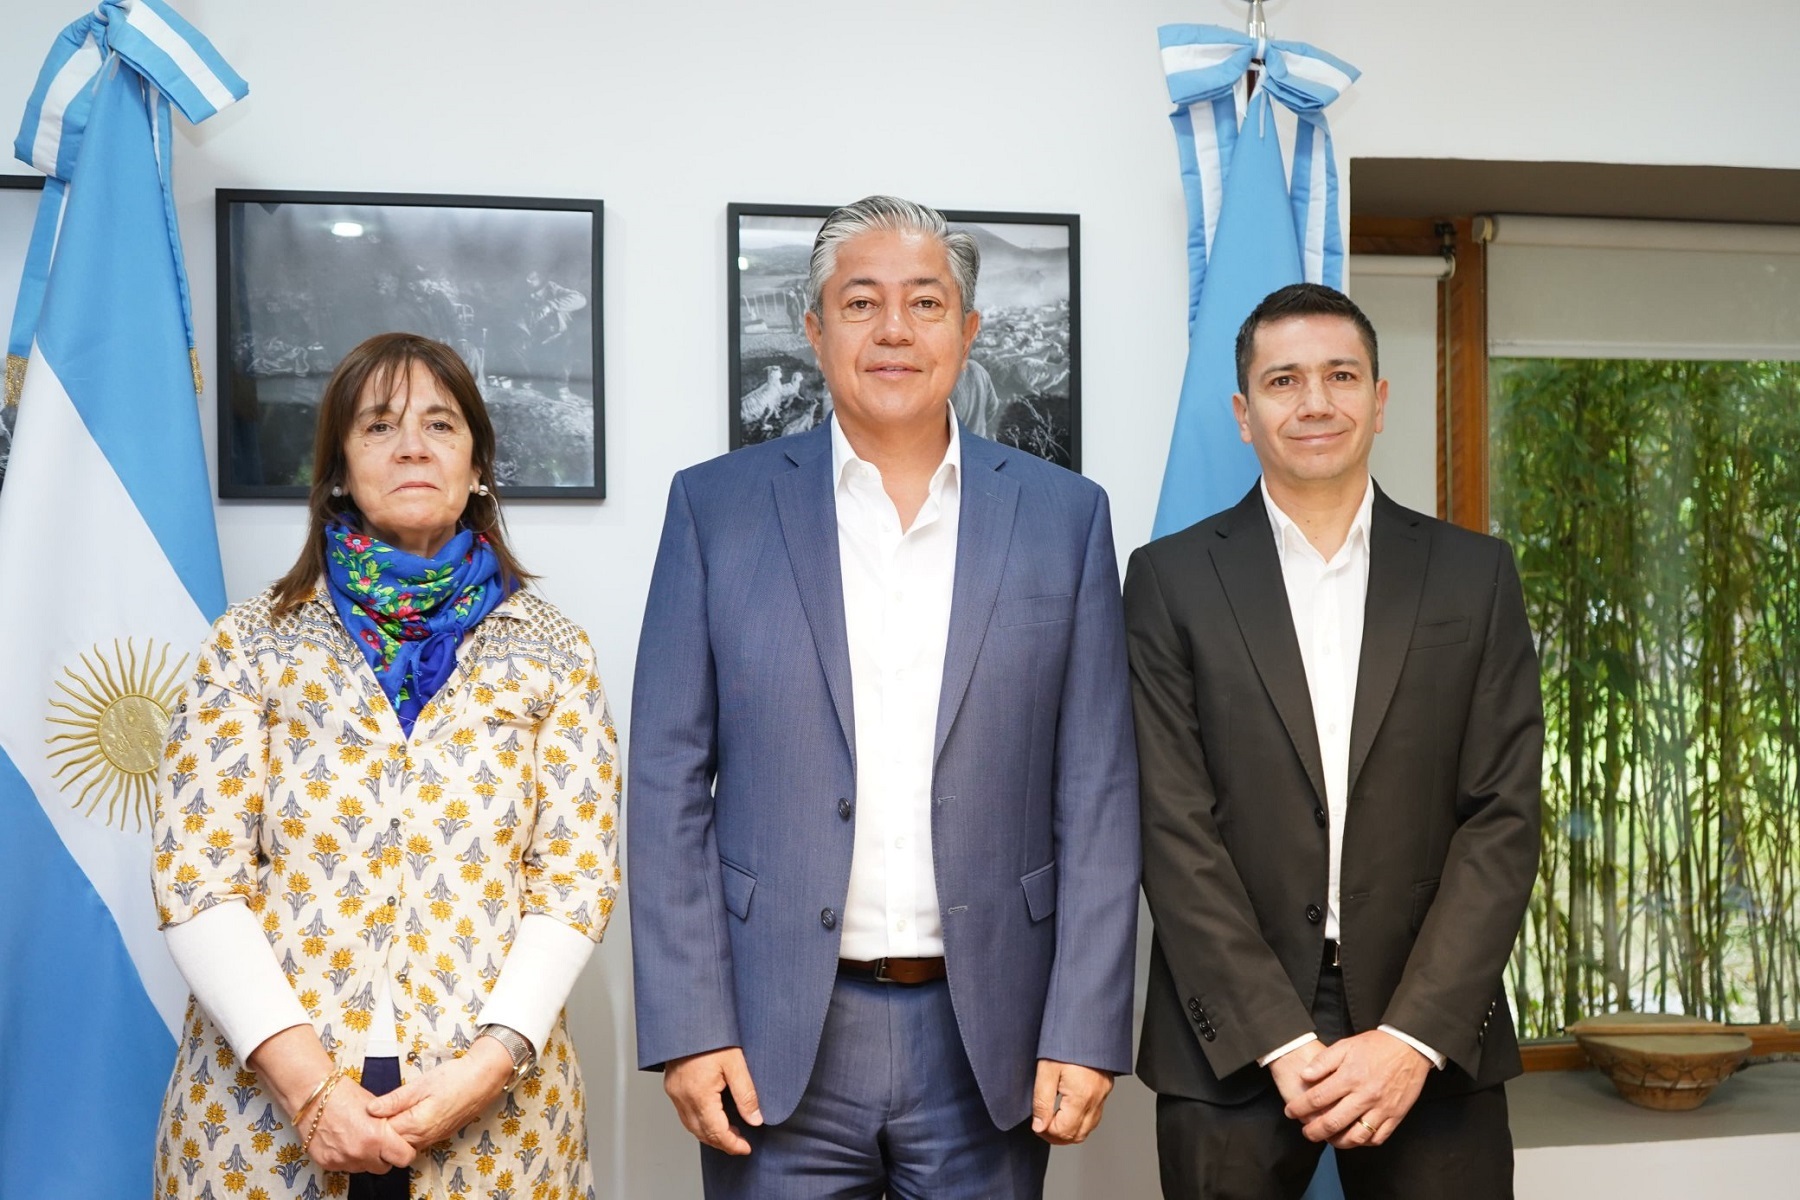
1347;490;1428;794
935;431;1019;764
772;424;856;760
1210;486;1328;804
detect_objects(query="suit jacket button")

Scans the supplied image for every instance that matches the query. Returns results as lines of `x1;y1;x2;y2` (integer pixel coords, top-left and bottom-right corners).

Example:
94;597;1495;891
1188;998;1202;1013
837;797;853;820
1202;1028;1217;1042
1313;807;1327;827
1305;904;1323;924
820;908;837;929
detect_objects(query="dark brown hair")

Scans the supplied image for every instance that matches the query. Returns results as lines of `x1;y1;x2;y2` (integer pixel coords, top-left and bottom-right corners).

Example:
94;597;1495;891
1234;282;1380;395
270;332;533;618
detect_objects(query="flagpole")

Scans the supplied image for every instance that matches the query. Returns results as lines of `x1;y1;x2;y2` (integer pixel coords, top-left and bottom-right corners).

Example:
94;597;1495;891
1243;0;1267;96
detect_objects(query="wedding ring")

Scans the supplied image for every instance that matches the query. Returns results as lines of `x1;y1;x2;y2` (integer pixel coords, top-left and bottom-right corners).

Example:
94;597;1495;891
1357;1117;1378;1136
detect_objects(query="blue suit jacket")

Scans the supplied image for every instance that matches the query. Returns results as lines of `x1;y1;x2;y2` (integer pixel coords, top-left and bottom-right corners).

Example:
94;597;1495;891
629;421;1140;1127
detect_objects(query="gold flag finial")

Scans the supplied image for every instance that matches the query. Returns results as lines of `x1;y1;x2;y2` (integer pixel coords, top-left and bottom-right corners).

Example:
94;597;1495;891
189;347;204;396
3;353;24;408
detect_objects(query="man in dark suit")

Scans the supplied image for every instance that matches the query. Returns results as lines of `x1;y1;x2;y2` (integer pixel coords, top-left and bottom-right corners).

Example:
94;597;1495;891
630;196;1139;1197
1126;283;1542;1199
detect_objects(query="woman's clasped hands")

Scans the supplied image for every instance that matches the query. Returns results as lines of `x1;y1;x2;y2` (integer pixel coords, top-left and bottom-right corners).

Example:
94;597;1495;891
364;1036;517;1150
291;1038;515;1171
293;1073;415;1176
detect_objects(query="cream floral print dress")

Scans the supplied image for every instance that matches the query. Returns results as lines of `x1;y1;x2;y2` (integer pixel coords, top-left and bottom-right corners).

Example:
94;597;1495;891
150;586;619;1200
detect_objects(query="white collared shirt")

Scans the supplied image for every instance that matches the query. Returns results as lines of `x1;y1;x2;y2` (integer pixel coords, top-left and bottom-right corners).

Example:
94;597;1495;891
1263;477;1373;944
831;413;960;960
1259;477;1445;1070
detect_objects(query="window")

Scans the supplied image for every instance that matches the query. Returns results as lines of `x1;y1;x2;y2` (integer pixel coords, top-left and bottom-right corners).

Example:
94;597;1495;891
1487;218;1800;1035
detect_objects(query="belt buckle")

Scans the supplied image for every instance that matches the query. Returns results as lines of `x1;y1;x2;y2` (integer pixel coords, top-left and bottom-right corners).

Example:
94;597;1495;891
1328;939;1342;968
872;957;893;983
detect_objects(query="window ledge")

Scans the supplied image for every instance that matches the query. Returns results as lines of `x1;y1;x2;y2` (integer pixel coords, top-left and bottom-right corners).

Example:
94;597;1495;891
1523;1027;1800;1072
1513;1061;1800;1149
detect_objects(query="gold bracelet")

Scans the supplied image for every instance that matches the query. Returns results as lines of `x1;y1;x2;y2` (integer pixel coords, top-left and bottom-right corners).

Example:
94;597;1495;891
300;1068;347;1158
292;1068;337;1124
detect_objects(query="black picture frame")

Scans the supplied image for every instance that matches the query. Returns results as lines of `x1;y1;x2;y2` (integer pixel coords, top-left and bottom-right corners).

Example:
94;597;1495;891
727;203;1081;472
216;189;604;499
0;174;47;495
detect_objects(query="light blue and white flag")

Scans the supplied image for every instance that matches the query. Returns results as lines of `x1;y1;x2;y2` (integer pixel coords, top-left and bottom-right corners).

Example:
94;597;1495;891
1152;24;1357;537
0;3;245;1195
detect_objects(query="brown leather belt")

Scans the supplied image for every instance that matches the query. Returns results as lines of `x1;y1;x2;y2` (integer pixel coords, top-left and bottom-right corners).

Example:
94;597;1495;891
838;956;947;985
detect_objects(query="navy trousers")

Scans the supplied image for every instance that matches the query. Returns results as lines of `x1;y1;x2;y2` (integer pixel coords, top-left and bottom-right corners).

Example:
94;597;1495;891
702;975;1051;1199
348;1057;409;1200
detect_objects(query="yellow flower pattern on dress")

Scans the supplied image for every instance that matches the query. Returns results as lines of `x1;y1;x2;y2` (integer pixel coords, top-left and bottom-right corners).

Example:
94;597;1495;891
150;587;619;1200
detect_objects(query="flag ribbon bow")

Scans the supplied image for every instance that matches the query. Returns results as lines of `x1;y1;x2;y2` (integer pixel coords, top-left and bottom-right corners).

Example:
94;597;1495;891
5;0;247;406
1158;24;1359;326
1149;24;1357;539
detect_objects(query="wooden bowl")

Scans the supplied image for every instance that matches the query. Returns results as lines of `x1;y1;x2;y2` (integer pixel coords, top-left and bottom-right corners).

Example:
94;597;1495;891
1568;1013;1752;1111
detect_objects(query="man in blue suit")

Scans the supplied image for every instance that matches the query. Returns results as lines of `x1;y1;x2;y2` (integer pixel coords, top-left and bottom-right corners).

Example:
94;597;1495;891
630;195;1140;1197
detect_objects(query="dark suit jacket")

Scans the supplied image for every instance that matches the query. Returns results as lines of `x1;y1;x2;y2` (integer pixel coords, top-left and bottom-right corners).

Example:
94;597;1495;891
1126;484;1542;1104
629;421;1140;1128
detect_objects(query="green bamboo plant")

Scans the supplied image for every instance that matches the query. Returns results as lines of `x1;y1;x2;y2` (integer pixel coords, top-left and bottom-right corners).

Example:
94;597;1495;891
1490;358;1800;1038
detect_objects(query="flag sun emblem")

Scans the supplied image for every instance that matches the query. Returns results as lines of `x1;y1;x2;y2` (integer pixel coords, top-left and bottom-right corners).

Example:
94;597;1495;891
45;639;189;830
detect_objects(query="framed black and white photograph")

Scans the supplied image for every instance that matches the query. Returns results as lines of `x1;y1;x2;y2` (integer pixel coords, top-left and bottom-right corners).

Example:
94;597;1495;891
216;190;603;499
0;174;46;495
727;203;1080;471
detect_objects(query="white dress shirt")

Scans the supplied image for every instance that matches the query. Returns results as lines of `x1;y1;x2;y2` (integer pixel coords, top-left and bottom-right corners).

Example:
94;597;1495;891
831;414;960;960
1257;477;1445;1070
1264;478;1371;945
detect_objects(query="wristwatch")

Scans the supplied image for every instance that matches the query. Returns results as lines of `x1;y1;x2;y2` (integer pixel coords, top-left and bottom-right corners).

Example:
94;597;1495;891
476;1023;536;1092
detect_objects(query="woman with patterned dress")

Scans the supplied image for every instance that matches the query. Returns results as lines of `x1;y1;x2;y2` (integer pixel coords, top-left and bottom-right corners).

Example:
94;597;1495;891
149;333;620;1200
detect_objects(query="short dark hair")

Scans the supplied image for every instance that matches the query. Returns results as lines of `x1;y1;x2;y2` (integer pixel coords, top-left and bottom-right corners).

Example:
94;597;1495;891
1234;282;1379;394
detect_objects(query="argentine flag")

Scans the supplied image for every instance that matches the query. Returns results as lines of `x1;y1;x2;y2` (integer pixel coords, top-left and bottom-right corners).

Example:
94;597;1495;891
1153;25;1358;537
0;3;244;1195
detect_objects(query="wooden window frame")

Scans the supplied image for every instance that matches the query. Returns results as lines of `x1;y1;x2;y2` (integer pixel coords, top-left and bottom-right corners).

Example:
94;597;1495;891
1348;216;1488;533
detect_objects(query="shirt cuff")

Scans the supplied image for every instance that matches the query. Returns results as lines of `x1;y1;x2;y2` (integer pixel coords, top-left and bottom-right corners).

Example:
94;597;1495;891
1258;1032;1320;1068
1379;1024;1447;1069
164;902;313;1063
477;913;596;1054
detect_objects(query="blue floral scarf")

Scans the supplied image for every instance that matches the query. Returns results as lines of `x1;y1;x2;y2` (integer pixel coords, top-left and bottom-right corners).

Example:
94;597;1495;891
324;520;512;736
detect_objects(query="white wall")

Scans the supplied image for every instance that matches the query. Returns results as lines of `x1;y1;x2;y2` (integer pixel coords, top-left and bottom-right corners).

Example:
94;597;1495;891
1348;264;1442;514
6;1;1799;1195
1517;1133;1800;1197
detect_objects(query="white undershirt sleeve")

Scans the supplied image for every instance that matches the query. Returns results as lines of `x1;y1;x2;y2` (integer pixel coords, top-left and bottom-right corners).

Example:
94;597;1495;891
1379;1024;1448;1070
476;914;596;1055
164;901;313;1063
1260;1027;1445;1070
1259;1032;1320;1067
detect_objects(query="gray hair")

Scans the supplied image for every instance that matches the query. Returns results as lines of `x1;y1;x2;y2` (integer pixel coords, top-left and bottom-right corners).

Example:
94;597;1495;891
806;195;980;318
